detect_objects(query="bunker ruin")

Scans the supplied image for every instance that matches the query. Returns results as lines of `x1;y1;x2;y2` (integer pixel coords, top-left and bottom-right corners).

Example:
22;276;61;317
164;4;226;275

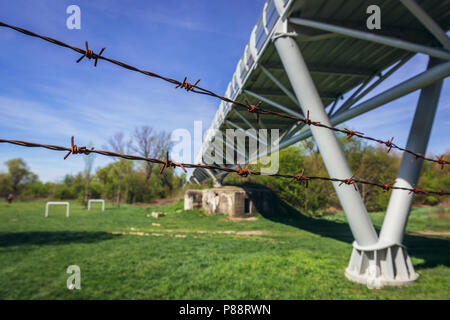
184;186;274;217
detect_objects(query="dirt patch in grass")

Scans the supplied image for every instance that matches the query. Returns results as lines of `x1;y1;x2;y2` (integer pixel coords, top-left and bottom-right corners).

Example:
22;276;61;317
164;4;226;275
323;206;341;215
195;230;269;236
411;230;450;237
235;231;268;236
225;216;259;222
113;228;270;238
111;231;174;237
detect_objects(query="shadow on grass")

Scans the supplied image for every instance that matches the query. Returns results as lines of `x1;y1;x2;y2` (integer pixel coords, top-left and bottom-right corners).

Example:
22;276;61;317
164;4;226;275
0;231;120;247
243;185;450;270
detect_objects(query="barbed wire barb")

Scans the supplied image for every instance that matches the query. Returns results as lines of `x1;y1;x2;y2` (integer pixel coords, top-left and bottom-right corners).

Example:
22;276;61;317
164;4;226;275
63;136;93;159
175;77;200;92
75;41;106;67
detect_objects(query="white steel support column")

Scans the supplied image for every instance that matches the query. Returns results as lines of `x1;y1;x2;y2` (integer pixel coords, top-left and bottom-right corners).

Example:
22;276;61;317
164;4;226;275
381;58;443;245
273;33;378;247
346;58;444;288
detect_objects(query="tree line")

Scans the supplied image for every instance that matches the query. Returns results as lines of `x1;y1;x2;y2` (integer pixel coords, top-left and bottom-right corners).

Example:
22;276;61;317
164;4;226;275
0;126;185;207
223;136;449;215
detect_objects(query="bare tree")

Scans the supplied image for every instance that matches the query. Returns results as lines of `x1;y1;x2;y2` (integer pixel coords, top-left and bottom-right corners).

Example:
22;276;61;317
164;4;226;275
108;132;127;155
131;126;173;188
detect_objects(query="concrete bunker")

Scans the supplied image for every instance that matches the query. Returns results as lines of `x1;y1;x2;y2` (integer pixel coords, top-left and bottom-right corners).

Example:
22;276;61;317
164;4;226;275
184;186;274;217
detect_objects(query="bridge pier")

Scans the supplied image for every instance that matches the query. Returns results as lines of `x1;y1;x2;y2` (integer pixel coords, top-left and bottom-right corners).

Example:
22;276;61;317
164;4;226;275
345;57;444;287
274;29;444;287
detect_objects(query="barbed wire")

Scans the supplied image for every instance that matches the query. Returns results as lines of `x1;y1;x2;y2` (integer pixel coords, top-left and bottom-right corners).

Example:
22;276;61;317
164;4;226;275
0;137;448;196
0;21;447;169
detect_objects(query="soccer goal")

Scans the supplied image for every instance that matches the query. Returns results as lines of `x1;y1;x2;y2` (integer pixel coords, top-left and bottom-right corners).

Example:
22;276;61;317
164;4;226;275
88;199;105;211
45;202;70;218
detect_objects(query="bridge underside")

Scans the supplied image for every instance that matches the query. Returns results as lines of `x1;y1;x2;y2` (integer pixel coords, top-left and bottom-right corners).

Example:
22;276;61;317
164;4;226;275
187;0;450;288
188;0;449;183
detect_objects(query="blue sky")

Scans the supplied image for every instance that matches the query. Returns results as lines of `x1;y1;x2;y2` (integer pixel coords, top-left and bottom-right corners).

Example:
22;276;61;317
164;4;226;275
0;0;448;182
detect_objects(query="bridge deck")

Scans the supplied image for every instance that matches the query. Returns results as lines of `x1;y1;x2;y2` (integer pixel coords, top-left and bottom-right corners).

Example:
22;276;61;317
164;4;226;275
189;0;450;183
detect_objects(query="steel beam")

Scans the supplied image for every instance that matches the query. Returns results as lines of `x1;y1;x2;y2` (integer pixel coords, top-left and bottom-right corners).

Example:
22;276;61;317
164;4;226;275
331;60;450;123
196;170;209;181
290;18;439;45
264;63;376;77
226;120;259;142
259;65;300;106
205;168;222;187
297;32;339;42
225;120;260;164
273;33;378;247
327;98;340;116
284;59;450;145
400;0;450;51
250;87;337;101
289;17;450;61
203;153;220;167
334;55;412;116
202;135;226;165
244;89;303;118
216;130;246;160
233;108;256;130
281;122;304;143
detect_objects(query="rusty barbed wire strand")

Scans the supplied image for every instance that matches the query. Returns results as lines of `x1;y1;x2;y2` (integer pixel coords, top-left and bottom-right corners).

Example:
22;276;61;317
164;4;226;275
0;21;448;168
0;137;448;197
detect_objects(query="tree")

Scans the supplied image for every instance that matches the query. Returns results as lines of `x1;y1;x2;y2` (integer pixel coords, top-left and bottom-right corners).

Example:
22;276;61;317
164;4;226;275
106;132;131;208
83;142;96;207
22;181;51;198
0;173;12;197
4;158;37;197
131;126;174;189
416;151;450;205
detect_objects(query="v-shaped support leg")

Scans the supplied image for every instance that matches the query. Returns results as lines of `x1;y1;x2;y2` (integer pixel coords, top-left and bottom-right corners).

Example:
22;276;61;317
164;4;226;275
274;24;444;287
345;57;443;287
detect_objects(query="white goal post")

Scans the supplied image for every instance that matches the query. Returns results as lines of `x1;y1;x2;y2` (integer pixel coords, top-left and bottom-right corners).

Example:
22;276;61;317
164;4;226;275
45;202;70;217
88;199;105;211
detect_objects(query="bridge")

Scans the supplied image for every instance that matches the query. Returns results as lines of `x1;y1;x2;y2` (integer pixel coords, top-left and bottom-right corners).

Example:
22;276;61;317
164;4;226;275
187;0;450;288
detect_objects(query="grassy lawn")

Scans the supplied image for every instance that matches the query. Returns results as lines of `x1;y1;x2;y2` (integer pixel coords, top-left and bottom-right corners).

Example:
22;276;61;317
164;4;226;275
0;199;449;299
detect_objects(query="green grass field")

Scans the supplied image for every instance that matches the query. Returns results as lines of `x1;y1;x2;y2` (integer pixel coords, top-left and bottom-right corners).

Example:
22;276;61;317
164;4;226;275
0;199;449;299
